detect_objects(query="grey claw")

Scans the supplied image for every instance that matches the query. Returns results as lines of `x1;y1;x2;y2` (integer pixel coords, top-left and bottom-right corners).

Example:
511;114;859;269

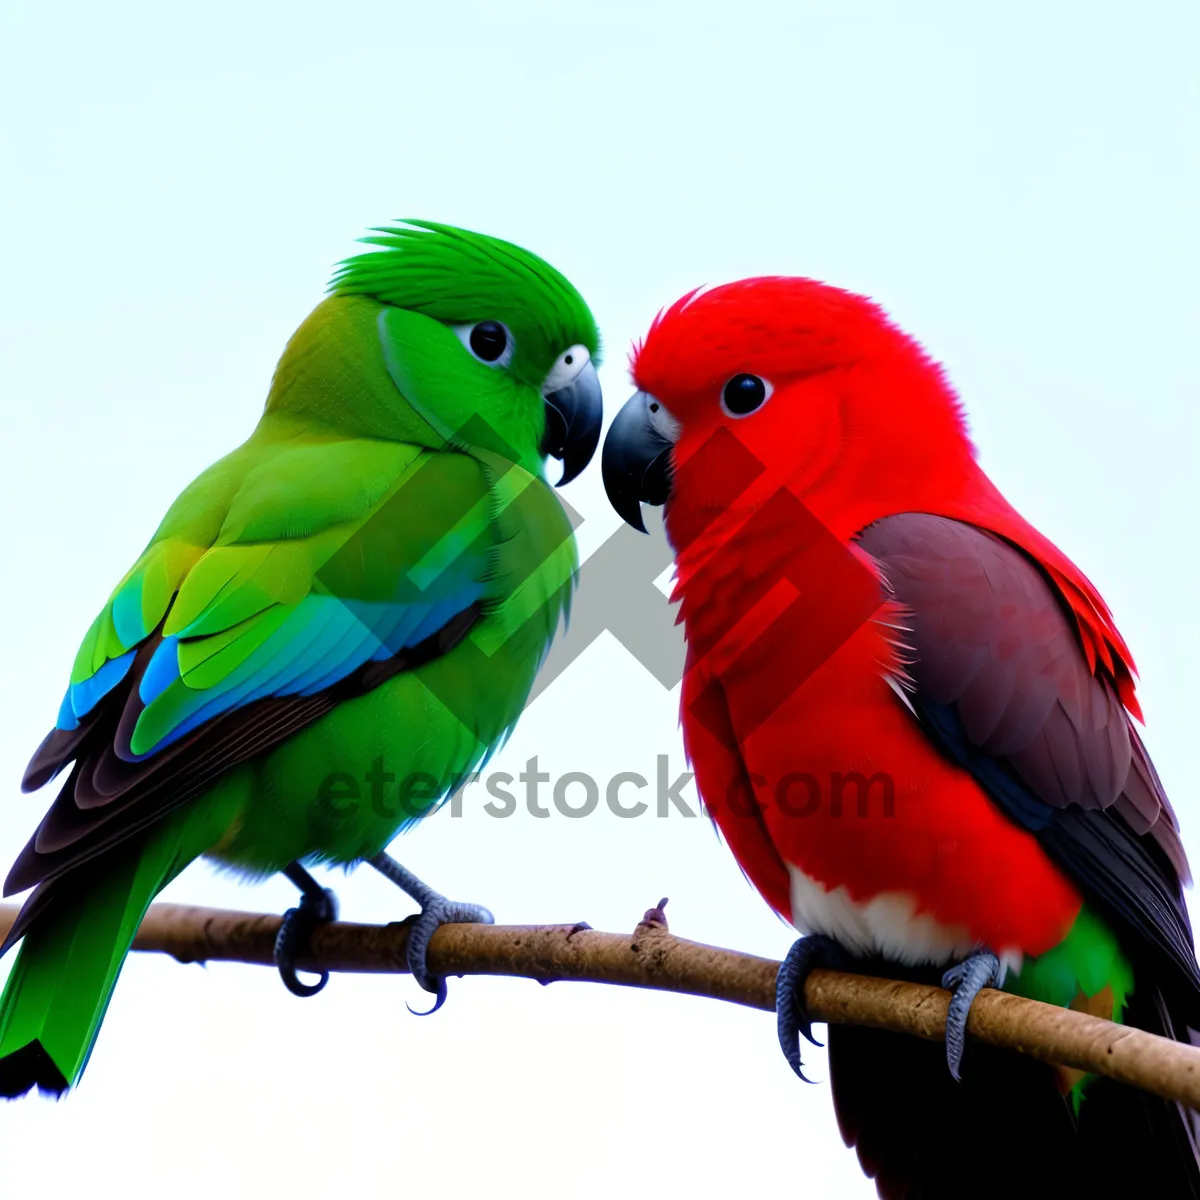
776;935;849;1082
274;883;339;999
405;898;493;1004
365;853;493;1013
407;978;448;1017
941;950;1003;1081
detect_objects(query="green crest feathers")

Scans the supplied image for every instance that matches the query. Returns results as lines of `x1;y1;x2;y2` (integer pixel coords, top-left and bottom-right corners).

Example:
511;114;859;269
330;220;600;370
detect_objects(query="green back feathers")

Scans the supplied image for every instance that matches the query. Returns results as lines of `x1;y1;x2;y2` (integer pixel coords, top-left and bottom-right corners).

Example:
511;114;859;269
330;220;601;386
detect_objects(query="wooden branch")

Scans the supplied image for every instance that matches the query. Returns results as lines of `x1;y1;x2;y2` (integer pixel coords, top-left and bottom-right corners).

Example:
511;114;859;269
2;899;1198;1111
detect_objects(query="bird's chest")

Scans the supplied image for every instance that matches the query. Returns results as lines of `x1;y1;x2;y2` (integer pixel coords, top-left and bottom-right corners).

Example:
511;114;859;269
684;610;1078;963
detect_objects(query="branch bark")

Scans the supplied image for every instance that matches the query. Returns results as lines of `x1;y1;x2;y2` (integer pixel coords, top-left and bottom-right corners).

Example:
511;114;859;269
2;899;1198;1111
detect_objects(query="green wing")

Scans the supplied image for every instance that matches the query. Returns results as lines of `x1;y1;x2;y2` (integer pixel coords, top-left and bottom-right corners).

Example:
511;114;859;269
14;432;574;893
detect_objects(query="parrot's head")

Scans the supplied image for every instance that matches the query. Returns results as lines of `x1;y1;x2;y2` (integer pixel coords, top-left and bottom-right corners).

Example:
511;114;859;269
329;220;603;484
602;277;973;543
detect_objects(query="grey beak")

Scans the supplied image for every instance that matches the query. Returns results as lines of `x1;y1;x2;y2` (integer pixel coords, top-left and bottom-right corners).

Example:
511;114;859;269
542;360;603;487
601;390;674;533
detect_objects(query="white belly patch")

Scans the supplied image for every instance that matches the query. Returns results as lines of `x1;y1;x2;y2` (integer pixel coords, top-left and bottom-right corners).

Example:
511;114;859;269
786;864;1023;975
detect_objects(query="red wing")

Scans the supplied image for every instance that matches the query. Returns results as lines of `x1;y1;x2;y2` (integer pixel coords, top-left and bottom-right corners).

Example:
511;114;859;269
858;513;1198;1006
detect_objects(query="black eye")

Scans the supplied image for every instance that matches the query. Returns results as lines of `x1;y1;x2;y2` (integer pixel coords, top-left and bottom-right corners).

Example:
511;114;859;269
469;321;509;363
722;373;770;416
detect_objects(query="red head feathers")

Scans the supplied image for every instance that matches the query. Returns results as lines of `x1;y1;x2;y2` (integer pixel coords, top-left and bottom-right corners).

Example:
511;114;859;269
606;274;1140;712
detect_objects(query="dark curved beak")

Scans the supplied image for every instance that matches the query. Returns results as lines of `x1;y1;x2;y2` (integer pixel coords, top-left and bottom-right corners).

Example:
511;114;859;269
542;361;603;487
601;390;674;533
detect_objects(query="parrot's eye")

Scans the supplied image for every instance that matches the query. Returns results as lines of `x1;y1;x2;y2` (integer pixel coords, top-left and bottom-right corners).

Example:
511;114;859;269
470;322;508;361
454;320;515;368
721;373;773;417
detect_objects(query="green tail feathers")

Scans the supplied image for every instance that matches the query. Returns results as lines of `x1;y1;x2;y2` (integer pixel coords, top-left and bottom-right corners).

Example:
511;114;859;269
0;829;190;1098
1004;903;1136;1111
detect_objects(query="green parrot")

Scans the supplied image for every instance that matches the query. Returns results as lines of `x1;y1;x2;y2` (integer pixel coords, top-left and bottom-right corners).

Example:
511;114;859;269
0;220;603;1098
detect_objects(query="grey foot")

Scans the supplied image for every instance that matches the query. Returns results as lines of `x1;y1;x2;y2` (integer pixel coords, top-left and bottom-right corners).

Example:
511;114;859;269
368;852;494;1014
274;862;340;998
941;949;1003;1081
776;934;850;1082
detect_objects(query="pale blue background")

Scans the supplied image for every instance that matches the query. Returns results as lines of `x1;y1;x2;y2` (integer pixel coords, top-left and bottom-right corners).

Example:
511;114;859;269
1;3;1197;1197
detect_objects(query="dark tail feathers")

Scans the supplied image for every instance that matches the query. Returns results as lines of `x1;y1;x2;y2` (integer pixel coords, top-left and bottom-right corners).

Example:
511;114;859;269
828;980;1200;1200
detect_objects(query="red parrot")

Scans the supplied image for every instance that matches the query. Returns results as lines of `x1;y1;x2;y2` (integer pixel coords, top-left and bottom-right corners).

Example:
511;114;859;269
601;277;1200;1199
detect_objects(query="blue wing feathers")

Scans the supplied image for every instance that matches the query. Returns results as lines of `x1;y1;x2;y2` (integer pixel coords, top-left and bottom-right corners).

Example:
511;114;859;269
52;446;494;761
138;637;182;707
55;651;138;732
121;579;482;757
